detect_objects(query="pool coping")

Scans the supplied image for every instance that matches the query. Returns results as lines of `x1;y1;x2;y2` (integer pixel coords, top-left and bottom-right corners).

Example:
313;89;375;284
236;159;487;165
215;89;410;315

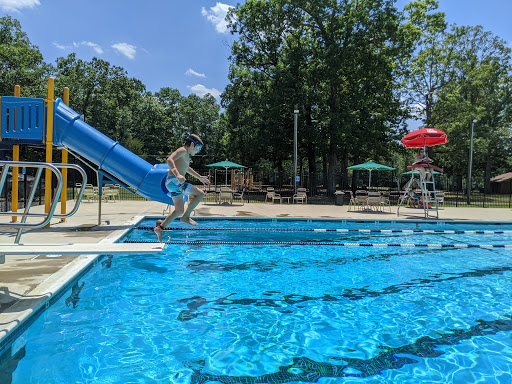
2;215;512;356
0;214;144;356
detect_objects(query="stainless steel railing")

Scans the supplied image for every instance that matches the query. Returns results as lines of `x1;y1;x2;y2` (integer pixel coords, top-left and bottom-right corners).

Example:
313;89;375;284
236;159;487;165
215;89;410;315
0;161;87;243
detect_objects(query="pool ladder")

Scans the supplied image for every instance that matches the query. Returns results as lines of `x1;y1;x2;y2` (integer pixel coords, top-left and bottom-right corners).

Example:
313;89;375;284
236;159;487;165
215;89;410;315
0;160;87;248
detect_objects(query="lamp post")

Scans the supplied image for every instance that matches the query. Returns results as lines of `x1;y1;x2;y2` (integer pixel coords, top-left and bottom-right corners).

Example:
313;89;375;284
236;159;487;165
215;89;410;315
467;117;477;204
293;106;299;195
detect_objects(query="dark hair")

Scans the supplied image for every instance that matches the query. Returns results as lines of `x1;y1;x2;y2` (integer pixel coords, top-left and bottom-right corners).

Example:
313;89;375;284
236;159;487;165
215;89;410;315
185;134;203;147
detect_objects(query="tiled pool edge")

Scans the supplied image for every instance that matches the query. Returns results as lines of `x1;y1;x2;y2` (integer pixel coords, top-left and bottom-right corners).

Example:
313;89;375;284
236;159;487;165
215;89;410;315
145;215;512;225
0;215;146;356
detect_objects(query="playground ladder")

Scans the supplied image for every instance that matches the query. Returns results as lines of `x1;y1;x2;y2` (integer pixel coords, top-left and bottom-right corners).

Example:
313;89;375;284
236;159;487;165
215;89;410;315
0;161;87;244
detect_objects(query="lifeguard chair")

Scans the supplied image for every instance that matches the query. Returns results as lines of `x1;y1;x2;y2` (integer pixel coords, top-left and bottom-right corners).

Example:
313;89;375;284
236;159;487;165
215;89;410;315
397;128;447;219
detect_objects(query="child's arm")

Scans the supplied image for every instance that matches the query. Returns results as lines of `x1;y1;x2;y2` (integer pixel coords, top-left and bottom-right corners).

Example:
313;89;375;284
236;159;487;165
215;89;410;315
187;167;210;185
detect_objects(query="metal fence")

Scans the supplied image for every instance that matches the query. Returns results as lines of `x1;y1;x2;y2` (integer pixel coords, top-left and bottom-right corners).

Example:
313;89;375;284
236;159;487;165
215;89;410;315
2;166;511;211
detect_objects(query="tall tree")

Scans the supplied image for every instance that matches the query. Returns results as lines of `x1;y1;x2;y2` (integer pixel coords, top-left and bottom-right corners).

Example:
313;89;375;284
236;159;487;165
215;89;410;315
401;0;449;125
0;16;48;96
432;25;512;192
224;0;415;193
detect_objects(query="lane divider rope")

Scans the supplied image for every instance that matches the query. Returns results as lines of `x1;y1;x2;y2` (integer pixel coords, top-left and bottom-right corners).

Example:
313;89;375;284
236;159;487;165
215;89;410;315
135;226;512;235
124;239;512;248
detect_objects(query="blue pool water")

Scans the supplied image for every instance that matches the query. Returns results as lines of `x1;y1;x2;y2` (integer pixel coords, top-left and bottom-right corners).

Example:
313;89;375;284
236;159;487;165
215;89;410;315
4;219;512;383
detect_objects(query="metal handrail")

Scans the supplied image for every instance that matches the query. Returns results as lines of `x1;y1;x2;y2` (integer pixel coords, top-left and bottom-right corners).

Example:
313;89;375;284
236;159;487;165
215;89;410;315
0;161;87;243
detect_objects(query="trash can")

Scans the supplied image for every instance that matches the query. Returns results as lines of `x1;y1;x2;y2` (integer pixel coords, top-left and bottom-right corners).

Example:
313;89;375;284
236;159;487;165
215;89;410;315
334;191;345;206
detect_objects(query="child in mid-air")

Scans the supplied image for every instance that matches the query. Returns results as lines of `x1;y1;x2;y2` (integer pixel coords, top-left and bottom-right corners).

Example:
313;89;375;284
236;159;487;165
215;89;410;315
154;134;209;243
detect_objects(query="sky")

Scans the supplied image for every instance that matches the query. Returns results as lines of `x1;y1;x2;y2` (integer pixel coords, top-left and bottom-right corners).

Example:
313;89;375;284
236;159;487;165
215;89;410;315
1;0;511;103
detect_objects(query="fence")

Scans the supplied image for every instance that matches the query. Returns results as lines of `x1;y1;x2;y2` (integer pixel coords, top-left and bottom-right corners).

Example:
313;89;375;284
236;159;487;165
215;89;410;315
2;165;511;210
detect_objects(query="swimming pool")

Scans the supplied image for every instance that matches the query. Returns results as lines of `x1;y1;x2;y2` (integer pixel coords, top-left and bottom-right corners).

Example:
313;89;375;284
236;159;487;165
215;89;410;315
3;218;512;383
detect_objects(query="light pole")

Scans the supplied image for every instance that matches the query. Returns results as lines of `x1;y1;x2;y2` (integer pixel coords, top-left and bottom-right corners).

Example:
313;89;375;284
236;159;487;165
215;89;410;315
467;117;477;204
293;106;299;195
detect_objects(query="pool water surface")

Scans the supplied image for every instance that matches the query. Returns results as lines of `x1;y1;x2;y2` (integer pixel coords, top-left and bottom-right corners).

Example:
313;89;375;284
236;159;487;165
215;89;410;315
4;219;512;383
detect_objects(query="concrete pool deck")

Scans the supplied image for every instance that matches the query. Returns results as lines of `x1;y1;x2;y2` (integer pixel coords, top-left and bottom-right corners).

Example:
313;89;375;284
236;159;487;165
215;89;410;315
1;199;511;345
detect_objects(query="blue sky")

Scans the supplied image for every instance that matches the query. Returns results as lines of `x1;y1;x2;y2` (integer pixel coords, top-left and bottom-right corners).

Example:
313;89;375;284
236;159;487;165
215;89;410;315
2;0;511;102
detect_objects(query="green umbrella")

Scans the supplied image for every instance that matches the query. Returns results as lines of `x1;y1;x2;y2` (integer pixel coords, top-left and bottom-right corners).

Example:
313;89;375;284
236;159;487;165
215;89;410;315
206;160;246;186
347;161;395;188
402;170;443;175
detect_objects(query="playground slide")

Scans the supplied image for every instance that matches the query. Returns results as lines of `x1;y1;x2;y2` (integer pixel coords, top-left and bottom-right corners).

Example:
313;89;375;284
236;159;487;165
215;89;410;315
53;98;176;205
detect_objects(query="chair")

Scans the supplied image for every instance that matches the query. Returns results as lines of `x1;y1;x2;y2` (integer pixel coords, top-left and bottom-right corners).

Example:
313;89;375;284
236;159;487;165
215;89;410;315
103;184;120;202
293;187;307;204
265;187;282;204
348;191;357;211
436;191;445;206
204;189;219;203
219;187;233;204
366;191;382;211
354;190;368;210
83;184;97;202
380;191;391;212
233;188;245;205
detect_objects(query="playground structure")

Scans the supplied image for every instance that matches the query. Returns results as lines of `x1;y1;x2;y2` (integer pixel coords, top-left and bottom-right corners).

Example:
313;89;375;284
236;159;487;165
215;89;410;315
0;78;180;233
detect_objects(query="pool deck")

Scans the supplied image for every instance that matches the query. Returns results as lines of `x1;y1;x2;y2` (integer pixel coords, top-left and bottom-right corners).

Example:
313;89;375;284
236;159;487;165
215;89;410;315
1;200;511;346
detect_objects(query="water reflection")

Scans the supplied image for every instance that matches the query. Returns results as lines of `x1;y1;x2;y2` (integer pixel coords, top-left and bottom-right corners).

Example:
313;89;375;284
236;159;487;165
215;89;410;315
65;282;85;308
0;345;26;384
188;316;512;383
177;265;512;320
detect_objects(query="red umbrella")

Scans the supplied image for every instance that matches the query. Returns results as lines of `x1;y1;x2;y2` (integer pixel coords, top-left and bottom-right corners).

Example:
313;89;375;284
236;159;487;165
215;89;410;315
401;128;447;148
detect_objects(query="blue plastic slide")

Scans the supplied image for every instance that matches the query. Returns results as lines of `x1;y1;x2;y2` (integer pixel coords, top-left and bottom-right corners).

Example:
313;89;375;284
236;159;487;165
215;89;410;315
53;98;175;205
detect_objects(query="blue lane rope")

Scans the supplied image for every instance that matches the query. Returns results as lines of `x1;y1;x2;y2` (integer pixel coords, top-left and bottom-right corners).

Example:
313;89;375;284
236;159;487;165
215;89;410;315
135;226;512;235
124;239;512;248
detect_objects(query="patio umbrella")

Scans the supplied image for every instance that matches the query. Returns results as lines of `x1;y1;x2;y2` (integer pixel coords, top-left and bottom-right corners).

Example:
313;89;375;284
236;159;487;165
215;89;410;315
347;161;395;188
401;128;447;148
206;160;246;186
402;170;443;175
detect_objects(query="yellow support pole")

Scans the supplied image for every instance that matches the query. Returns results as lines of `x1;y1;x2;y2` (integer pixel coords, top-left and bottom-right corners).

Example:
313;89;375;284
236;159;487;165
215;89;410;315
60;87;69;222
11;85;20;222
44;78;55;227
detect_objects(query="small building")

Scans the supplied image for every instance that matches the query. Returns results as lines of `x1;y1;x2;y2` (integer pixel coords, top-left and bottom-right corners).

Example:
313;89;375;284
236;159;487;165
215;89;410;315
490;172;512;194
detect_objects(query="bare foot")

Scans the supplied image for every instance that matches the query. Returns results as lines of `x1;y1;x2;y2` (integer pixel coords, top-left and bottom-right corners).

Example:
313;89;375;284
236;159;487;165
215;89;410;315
181;216;198;226
154;226;163;243
154;220;164;243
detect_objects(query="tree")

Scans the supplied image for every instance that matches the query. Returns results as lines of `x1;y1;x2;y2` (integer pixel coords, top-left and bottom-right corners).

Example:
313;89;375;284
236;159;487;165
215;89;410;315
0;16;48;96
224;0;415;193
431;26;512;192
401;0;449;125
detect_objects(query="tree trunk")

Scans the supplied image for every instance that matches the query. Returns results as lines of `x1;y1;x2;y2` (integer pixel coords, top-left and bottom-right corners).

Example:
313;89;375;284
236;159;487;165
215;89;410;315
307;148;316;196
322;154;328;190
327;150;337;195
342;153;349;190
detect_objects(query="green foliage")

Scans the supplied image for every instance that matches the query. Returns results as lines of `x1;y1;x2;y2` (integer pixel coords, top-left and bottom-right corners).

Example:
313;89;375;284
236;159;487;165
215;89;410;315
1;11;511;194
224;0;414;192
430;26;512;190
0;16;48;96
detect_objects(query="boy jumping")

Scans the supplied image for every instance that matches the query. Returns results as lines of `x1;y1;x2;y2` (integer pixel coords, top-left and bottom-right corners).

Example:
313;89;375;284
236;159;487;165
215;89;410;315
154;134;209;243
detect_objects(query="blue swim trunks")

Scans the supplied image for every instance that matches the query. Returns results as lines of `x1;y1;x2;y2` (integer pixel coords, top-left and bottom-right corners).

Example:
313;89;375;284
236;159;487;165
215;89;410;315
165;176;193;198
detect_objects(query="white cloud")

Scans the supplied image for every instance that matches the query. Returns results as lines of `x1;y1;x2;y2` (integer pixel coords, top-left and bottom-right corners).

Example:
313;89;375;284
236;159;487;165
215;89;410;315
53;42;71;50
81;41;104;54
201;2;234;34
187;84;221;99
185;68;206;78
69;41;104;54
0;0;40;12
112;43;136;59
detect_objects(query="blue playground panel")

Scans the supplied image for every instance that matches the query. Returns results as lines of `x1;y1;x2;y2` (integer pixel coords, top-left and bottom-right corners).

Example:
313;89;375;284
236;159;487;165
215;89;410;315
0;97;45;141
